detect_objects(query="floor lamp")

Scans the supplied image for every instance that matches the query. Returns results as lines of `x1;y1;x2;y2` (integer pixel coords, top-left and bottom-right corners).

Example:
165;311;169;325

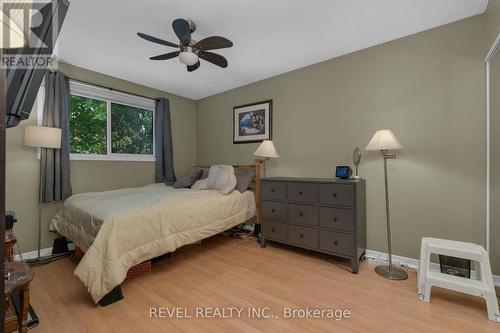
24;125;62;260
365;129;408;280
253;140;279;178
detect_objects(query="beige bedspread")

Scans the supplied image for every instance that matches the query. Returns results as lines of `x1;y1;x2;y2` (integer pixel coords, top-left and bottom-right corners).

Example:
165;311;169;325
51;183;256;303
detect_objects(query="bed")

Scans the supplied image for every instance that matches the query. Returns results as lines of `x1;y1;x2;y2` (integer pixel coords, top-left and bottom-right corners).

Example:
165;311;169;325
51;164;260;304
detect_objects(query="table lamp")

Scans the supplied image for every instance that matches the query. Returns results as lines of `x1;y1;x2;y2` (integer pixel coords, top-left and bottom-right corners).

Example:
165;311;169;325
254;140;279;177
24;126;62;259
365;129;407;280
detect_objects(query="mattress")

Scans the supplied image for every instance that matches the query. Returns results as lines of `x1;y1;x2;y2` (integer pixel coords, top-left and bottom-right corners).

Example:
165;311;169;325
51;183;256;303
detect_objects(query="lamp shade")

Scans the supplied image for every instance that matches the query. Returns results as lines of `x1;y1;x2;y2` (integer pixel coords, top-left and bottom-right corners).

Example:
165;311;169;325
254;140;279;158
365;129;403;151
24;126;62;149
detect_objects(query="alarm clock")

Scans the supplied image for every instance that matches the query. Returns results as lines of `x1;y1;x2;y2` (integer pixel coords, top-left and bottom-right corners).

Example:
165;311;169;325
335;166;353;179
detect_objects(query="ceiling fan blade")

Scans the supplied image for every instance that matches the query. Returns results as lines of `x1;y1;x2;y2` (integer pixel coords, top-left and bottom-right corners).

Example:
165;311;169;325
195;36;233;51
187;61;200;72
149;51;179;60
198;51;228;68
137;33;178;48
172;19;191;45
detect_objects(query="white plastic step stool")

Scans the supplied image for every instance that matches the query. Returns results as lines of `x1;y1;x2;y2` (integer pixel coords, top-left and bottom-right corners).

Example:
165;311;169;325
417;237;500;322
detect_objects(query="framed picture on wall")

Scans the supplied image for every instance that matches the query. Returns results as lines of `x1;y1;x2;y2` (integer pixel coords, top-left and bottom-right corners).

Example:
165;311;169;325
233;100;272;144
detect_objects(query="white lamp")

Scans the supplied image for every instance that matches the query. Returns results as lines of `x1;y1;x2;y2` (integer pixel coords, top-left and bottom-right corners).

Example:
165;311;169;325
365;129;403;151
365;129;407;281
24;125;62;259
179;47;199;66
254;140;279;177
25;126;62;149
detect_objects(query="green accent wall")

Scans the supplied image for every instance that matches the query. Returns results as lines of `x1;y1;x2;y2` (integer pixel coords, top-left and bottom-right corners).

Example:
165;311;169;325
196;15;487;260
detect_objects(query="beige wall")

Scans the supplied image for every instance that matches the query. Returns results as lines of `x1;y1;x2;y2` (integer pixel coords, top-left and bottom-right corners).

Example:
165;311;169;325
486;0;500;49
196;16;486;260
6;63;197;253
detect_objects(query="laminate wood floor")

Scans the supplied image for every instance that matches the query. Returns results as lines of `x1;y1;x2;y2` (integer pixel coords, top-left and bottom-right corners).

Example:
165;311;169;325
29;236;500;333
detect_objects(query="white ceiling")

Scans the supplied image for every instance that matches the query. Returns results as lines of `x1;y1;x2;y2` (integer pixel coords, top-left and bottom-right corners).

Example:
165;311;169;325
56;0;488;100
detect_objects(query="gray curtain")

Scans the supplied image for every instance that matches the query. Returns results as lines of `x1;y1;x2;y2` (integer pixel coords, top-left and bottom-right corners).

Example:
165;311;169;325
155;98;176;184
40;71;72;202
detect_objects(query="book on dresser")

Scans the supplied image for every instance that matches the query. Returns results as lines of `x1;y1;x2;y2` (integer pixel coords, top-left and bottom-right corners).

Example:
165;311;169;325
259;177;366;273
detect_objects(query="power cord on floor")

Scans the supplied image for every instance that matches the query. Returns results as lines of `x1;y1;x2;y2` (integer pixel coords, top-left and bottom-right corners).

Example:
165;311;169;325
25;251;73;267
15;241;23;262
15;236;73;266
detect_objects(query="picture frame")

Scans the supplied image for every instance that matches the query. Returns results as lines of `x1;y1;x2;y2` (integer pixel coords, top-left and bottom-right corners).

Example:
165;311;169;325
233;100;272;144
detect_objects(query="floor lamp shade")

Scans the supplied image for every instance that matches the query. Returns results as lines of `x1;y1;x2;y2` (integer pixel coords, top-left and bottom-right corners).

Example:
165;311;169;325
365;129;403;151
254;140;280;158
24;126;62;149
254;140;279;178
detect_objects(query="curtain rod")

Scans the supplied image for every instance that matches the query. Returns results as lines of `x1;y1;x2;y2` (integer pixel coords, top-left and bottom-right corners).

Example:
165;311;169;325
69;78;158;103
49;70;161;102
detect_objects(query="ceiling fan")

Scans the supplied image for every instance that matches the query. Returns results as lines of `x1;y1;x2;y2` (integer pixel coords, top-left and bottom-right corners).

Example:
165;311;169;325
137;18;233;72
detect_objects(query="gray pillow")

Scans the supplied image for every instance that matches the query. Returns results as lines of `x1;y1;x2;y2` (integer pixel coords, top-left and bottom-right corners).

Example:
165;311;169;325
200;169;209;180
173;167;203;188
235;169;255;193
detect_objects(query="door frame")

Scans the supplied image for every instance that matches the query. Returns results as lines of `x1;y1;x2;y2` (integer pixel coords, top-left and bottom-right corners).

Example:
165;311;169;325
486;32;500;254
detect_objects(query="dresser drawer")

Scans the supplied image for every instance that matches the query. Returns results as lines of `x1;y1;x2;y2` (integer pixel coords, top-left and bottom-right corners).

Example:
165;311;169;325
287;182;317;203
318;184;354;207
262;182;286;200
319;230;354;256
262;201;287;220
319;207;354;232
262;221;288;242
289;225;317;248
288;204;318;226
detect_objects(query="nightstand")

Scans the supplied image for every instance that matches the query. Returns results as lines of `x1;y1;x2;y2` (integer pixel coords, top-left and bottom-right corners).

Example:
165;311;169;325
4;262;34;333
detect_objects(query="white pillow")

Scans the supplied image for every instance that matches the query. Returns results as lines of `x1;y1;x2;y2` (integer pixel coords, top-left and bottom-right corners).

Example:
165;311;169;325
191;178;209;190
191;165;237;195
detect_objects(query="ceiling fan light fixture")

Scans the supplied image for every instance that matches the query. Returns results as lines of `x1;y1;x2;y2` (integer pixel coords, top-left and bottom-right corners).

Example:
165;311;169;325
138;18;232;71
179;49;199;66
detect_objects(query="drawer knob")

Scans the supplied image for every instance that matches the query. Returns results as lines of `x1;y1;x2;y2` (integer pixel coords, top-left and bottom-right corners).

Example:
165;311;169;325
299;234;304;239
299;191;303;195
299;212;304;217
271;228;276;232
271;209;275;213
271;189;275;193
333;217;338;222
333;193;337;198
334;240;338;245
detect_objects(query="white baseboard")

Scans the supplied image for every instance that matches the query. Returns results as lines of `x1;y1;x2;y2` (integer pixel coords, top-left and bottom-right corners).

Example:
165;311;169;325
14;243;75;261
365;249;500;287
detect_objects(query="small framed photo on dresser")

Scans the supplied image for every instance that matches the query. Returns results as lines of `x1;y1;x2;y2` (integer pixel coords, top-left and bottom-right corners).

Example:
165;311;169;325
233;100;272;144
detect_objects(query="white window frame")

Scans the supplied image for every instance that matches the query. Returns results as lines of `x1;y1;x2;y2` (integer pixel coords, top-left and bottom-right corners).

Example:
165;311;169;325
37;80;156;162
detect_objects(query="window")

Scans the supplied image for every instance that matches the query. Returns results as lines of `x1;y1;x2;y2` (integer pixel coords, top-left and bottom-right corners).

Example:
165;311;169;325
38;81;156;161
70;95;107;154
111;103;153;155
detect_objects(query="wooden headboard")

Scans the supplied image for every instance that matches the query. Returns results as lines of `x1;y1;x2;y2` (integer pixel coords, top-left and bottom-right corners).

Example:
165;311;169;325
197;164;261;226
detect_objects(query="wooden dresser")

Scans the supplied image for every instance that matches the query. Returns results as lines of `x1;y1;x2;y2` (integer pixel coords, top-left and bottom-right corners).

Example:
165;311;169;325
259;177;366;273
